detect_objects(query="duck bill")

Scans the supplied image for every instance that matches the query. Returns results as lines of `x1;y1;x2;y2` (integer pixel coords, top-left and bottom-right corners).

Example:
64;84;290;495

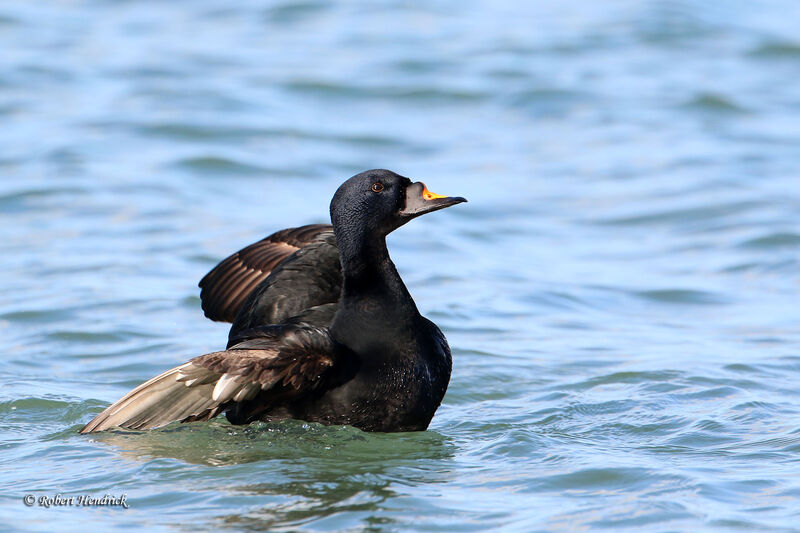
399;182;467;219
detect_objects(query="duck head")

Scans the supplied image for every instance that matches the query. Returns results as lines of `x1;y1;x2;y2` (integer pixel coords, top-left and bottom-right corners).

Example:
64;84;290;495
330;169;466;238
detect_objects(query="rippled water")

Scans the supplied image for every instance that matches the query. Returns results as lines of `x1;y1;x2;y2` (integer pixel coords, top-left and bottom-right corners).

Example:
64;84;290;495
3;1;800;531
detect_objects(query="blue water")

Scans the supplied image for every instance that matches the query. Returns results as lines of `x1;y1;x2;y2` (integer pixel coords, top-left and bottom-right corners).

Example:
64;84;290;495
2;1;800;531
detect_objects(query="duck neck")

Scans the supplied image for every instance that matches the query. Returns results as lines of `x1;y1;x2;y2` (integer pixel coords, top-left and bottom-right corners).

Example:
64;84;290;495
331;229;420;348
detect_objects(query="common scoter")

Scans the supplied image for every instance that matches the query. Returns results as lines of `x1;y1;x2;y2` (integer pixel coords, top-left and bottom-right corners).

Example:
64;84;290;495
81;169;466;433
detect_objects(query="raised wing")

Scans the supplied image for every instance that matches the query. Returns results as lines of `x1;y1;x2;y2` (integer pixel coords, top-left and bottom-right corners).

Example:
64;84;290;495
80;325;339;433
199;224;333;323
228;232;341;343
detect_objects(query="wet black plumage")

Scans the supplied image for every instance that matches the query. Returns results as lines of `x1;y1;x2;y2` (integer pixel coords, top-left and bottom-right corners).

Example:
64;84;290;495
198;223;334;325
80;169;466;434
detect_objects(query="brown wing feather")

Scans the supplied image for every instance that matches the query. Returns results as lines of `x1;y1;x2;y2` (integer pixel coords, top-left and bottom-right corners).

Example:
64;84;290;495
80;326;337;434
199;223;333;323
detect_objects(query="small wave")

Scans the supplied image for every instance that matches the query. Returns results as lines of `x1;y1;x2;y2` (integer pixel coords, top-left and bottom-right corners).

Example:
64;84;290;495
596;200;765;227
134;122;276;142
0;187;84;214
283;79;488;103
749;40;800;58
172;156;268;177
738;232;800;249
681;92;748;114
633;288;728;305
0;396;91;428
529;466;681;492
561;370;684;391
45;329;158;345
0;308;72;323
263;0;331;24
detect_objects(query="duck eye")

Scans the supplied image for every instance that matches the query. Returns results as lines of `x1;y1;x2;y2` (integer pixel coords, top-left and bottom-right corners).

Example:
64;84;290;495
371;182;384;193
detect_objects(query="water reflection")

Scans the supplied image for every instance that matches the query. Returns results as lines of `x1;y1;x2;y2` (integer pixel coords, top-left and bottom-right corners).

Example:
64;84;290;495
91;419;454;466
90;420;455;530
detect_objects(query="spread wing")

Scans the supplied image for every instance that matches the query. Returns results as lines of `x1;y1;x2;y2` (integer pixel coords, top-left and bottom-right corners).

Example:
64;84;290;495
199;224;333;323
80;326;339;433
228;232;341;343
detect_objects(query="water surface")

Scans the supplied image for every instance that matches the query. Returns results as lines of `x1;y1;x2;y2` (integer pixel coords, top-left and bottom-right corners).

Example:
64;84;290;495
2;1;800;531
